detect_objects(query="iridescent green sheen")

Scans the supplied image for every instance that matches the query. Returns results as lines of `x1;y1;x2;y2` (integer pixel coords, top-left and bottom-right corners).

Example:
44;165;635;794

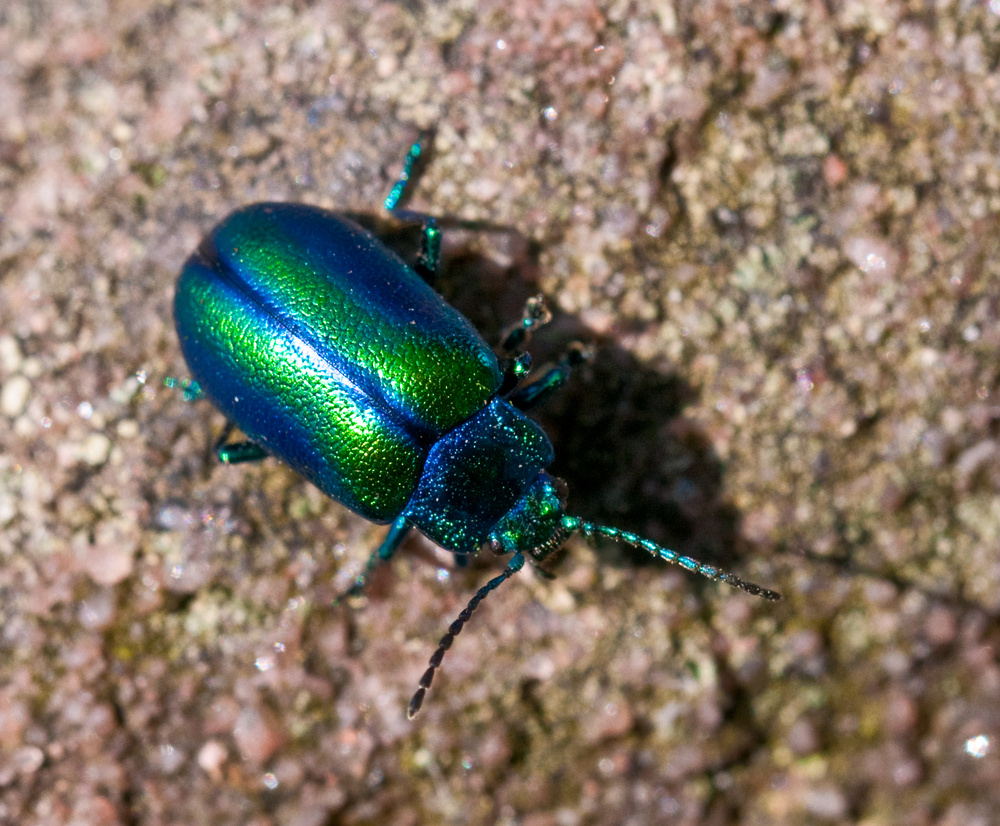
207;205;500;434
175;257;423;521
175;203;504;524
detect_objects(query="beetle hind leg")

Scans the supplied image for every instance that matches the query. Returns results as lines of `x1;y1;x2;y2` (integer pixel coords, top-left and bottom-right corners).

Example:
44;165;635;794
164;376;204;401
213;420;269;464
385;138;441;283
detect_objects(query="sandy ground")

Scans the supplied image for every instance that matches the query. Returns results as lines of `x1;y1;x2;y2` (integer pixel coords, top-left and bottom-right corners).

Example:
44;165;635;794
1;2;999;824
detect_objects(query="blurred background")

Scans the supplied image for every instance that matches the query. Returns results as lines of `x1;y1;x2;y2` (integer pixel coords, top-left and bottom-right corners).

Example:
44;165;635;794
0;1;998;824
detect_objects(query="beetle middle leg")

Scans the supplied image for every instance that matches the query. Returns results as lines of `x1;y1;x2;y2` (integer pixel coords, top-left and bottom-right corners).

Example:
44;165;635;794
508;342;591;412
214;412;414;605
498;295;592;411
332;515;411;606
495;295;549;393
165;378;269;463
499;294;552;356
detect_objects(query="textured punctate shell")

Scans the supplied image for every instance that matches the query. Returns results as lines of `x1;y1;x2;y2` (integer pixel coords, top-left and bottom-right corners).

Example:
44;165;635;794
175;203;503;522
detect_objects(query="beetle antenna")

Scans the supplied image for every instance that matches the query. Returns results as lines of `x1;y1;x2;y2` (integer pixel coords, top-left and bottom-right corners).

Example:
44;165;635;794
565;517;780;601
408;552;525;719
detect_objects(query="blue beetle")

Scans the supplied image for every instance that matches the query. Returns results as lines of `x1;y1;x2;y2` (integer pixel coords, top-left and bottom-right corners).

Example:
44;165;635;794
174;140;779;717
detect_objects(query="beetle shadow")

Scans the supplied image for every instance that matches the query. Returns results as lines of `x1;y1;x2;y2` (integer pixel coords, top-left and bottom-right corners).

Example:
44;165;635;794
358;222;753;579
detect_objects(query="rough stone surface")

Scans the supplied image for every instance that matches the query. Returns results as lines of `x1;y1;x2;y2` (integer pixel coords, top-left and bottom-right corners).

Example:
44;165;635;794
2;2;999;824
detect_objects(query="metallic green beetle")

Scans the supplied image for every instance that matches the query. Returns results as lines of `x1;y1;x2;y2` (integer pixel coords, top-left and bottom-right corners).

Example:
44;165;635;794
174;142;780;717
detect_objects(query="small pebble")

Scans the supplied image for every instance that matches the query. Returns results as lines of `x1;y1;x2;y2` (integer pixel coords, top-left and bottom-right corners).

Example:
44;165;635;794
0;375;30;418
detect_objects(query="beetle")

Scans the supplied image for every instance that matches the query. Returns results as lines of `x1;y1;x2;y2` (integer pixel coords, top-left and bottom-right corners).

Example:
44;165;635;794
174;140;780;718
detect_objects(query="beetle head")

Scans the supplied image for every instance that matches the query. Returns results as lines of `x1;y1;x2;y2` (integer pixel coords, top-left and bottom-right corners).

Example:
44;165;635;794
487;473;573;564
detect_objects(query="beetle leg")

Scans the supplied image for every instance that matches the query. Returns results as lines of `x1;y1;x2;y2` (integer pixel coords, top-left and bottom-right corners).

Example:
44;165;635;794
385;139;441;283
332;515;411;606
186;384;203;401
388;210;440;283
213;421;269;464
163;376;203;401
499;295;552;356
497;295;555;394
414;217;441;283
217;441;269;464
384;139;428;212
497;351;532;397
508;342;591;412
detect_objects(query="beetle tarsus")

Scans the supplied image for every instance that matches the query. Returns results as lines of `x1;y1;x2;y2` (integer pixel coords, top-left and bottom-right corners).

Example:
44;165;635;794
500;295;552;355
164;376;203;401
384;140;425;212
